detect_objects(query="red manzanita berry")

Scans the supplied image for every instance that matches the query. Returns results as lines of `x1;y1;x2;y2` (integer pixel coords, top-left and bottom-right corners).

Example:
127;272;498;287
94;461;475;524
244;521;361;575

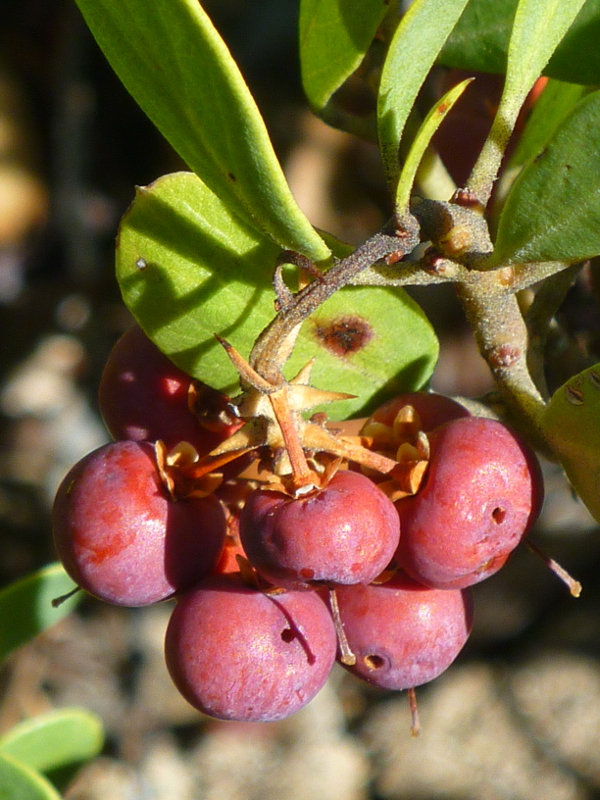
335;572;474;690
99;324;242;454
165;573;337;722
394;416;544;589
239;470;400;589
52;440;227;606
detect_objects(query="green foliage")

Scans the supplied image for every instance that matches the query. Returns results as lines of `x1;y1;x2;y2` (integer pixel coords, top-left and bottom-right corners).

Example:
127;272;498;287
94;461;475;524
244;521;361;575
299;0;389;110
377;0;470;191
73;0;330;263
0;563;80;661
467;0;588;201
117;172;439;419
493;89;600;264
0;753;62;800
0;709;104;776
504;79;589;172
395;78;472;212
439;0;600;85
543;364;600;524
500;0;588;121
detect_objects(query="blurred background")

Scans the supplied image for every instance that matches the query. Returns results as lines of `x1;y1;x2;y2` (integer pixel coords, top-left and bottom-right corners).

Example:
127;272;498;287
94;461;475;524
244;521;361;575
2;1;600;798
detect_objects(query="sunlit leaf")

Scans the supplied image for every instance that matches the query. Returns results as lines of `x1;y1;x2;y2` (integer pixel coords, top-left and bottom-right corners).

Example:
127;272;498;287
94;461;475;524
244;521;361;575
117;172;439;419
0;564;80;662
0;753;61;800
299;0;389;110
377;0;470;191
73;0;330;263
505;79;589;173
543;363;600;524
492;89;600;264
439;0;600;86
468;0;587;202
395;78;472;212
0;709;104;775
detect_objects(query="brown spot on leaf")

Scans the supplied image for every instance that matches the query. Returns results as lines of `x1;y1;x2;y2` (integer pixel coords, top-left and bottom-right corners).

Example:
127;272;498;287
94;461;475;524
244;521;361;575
312;316;374;358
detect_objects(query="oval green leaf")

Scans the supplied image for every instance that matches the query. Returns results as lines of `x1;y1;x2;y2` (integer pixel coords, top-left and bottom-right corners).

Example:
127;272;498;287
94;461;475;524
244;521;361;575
377;0;470;191
439;0;600;85
117;171;439;419
543;363;600;524
73;0;329;263
0;709;104;775
0;564;80;662
299;0;389;111
493;88;600;264
0;753;61;800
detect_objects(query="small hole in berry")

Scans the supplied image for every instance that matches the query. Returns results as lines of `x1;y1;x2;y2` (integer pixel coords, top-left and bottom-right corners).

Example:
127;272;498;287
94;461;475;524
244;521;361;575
280;628;295;643
491;507;506;524
364;654;385;670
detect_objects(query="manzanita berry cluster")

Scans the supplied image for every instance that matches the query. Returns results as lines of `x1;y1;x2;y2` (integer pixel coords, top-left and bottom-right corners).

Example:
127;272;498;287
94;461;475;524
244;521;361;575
52;324;545;725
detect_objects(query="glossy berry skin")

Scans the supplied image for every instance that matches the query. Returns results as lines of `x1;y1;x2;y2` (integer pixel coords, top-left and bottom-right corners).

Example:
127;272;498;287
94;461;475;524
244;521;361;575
52;441;227;606
99;324;241;454
335;573;473;690
239;470;400;590
395;416;543;589
165;574;337;722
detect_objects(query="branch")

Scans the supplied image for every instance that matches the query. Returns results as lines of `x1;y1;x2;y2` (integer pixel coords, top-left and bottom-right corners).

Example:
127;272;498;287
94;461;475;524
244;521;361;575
249;216;420;383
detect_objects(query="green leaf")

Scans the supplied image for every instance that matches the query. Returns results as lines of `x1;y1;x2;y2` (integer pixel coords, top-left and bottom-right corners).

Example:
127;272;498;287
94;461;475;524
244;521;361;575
291;285;439;419
299;0;389;111
73;0;329;263
439;0;600;86
505;79;589;172
377;0;470;191
0;709;103;775
0;753;61;800
467;0;587;201
117;171;439;419
0;564;80;662
395;77;473;212
502;0;587;114
492;89;600;264
543;364;600;524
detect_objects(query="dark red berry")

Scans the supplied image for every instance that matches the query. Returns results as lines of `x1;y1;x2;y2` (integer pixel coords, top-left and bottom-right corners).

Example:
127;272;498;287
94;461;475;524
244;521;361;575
394;416;543;589
335;572;473;690
52;440;227;606
239;470;400;589
99;324;241;453
164;573;337;721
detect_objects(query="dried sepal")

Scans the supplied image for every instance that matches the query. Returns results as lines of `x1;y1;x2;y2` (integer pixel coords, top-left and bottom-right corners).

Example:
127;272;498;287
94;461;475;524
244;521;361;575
154;440;223;499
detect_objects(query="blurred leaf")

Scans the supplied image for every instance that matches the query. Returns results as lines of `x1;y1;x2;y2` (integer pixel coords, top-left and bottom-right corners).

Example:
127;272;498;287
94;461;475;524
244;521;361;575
117;172;439;419
299;0;389;110
439;0;600;85
73;0;330;263
378;0;470;190
543;363;600;524
0;709;103;775
0;564;80;662
0;753;61;800
492;89;600;264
